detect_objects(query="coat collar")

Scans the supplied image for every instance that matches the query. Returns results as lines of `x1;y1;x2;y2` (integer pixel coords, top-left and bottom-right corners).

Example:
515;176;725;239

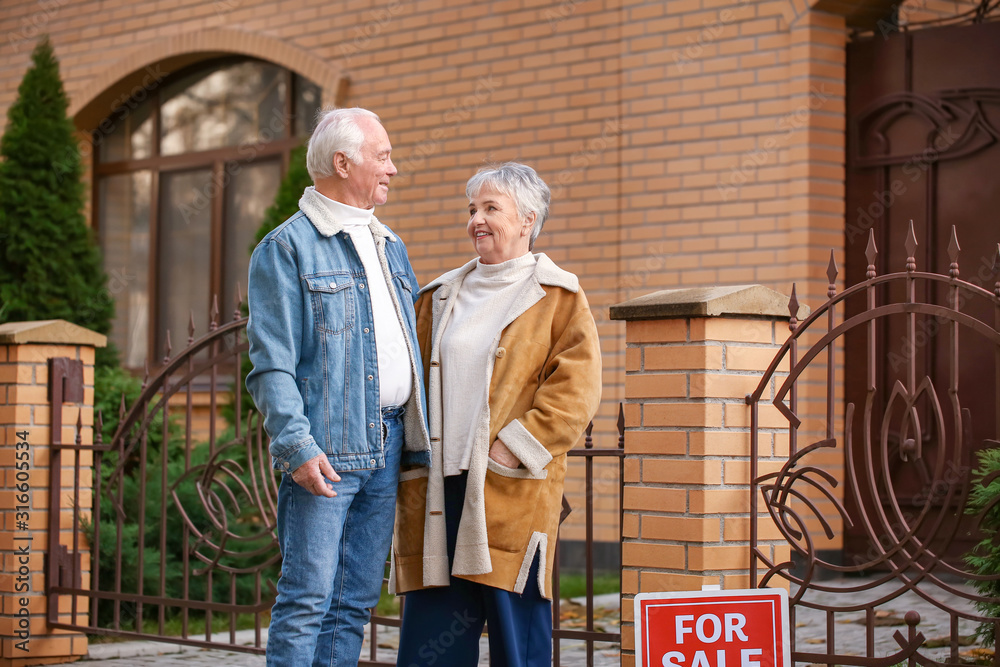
298;186;396;242
418;253;578;296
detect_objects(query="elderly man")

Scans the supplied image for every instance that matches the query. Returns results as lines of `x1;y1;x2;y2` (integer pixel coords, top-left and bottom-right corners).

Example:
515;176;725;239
246;107;430;666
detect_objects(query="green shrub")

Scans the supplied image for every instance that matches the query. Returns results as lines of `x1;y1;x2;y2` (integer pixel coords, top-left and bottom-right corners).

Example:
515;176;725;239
965;446;1000;646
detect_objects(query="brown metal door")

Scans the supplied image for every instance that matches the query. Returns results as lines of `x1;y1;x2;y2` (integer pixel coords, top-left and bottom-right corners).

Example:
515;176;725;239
844;21;1000;567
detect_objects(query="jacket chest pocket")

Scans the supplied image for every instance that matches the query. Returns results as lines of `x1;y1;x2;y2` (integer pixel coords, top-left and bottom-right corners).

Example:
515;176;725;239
392;272;414;303
306;275;354;334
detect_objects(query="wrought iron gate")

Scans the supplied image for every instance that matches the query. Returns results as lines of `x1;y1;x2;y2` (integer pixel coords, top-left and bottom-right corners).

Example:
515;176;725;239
47;303;278;653
748;225;1000;665
46;299;623;664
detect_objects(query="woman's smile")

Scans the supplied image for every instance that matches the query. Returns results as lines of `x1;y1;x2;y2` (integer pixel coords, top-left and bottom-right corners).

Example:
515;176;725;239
467;188;533;264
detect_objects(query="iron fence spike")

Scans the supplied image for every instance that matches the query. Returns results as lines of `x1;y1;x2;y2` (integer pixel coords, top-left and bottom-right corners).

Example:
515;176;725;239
211;294;220;331
96;409;103;445
188;311;196;345
827;249;838;297
948;225;960;278
164;329;172;364
76;410;83;445
234;281;244;321
788;283;799;331
866;229;878;279
905;220;918;272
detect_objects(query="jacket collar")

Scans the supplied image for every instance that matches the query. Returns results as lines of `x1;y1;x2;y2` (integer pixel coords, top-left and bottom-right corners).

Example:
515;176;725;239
418;253;578;296
298;186;395;242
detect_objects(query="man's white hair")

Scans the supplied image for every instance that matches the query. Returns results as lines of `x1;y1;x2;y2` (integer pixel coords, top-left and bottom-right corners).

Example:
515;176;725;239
306;107;381;181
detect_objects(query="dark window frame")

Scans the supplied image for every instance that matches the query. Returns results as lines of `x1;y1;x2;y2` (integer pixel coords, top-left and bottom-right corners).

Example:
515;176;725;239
93;56;316;367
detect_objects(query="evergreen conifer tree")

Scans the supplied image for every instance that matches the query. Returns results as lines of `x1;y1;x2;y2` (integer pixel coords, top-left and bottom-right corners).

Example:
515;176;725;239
0;37;115;364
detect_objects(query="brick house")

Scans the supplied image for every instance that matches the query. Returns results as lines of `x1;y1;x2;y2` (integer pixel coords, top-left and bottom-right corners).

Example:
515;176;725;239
0;0;994;588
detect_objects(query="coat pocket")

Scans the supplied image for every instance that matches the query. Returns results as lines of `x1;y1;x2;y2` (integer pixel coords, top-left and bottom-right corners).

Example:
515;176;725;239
392;271;414;300
394;467;429;558
305;274;354;334
483;460;546;552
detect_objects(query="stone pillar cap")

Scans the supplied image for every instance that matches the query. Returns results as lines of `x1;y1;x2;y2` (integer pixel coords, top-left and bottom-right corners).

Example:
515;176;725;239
0;320;108;347
610;284;809;321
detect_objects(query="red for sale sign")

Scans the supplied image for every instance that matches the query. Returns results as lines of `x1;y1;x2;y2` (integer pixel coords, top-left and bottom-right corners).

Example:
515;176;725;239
634;588;790;667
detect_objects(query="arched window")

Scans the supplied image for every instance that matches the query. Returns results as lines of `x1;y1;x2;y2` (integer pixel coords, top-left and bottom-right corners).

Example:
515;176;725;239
94;57;320;368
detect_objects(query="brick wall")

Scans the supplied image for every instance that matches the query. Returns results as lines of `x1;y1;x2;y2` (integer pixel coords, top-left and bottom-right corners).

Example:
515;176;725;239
0;322;103;666
0;0;973;547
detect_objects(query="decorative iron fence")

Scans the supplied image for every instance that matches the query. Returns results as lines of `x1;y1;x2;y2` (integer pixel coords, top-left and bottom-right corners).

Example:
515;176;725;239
46;299;624;665
748;225;1000;665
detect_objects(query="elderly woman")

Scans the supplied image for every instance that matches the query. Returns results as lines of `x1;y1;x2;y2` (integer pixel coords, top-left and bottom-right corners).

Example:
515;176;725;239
392;162;602;666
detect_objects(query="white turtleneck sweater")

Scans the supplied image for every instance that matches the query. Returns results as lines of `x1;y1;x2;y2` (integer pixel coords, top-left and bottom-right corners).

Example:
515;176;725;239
314;191;412;408
440;253;537;476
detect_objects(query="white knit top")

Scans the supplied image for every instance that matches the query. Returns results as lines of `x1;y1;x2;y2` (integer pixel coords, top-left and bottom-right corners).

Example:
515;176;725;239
439;253;537;476
314;191;412;408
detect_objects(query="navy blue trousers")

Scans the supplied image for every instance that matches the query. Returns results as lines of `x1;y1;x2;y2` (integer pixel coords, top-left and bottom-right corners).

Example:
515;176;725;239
396;473;552;667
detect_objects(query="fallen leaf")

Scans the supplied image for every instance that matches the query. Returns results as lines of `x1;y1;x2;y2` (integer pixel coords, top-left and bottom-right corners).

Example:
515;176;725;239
923;635;976;649
852;613;905;626
959;647;994;666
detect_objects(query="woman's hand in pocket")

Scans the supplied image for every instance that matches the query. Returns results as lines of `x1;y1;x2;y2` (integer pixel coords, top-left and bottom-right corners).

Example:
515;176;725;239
488;438;520;468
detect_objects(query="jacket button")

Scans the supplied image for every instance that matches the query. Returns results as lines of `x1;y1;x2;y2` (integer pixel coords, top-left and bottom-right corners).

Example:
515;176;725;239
329;282;336;289
283;462;290;470
368;375;374;381
495;347;506;358
359;283;365;289
370;459;376;466
369;423;375;428
364;327;370;333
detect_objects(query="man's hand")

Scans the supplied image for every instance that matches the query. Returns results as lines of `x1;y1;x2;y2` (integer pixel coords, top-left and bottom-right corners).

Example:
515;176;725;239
291;454;342;497
488;438;520;468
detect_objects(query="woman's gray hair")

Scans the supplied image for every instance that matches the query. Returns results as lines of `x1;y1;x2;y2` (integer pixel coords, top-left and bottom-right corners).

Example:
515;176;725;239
306;107;381;181
466;162;551;248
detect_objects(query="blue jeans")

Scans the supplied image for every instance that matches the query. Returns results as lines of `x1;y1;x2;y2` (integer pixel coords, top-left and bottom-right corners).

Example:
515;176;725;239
267;406;404;667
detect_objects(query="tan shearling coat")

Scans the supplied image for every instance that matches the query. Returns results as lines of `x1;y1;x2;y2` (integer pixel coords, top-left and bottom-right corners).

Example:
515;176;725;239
392;253;602;600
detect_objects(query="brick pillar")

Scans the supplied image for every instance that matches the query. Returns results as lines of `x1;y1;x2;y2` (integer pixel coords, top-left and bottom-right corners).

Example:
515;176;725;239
611;286;798;667
0;321;106;666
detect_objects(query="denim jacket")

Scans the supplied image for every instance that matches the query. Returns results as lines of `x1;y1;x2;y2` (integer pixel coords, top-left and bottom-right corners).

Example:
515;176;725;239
246;186;431;473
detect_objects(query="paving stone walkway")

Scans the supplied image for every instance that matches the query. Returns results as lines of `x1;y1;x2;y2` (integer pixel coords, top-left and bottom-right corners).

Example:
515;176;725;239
45;577;992;666
55;594;622;666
